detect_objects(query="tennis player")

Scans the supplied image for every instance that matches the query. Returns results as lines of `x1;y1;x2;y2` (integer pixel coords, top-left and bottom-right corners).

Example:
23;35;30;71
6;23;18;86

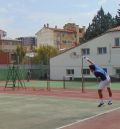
83;56;112;107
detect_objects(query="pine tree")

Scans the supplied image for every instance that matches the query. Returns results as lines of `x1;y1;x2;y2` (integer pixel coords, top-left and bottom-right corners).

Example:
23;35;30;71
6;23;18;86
115;6;120;26
83;7;115;42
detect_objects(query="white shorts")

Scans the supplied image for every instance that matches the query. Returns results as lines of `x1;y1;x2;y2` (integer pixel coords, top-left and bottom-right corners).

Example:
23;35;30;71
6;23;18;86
98;76;111;90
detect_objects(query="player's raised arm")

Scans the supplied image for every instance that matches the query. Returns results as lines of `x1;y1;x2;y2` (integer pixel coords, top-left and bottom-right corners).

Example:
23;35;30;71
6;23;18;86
83;56;94;65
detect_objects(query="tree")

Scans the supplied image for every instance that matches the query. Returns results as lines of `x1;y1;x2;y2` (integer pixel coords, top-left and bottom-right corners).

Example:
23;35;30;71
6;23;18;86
14;45;26;64
115;5;120;26
33;45;58;65
105;12;115;28
83;7;115;42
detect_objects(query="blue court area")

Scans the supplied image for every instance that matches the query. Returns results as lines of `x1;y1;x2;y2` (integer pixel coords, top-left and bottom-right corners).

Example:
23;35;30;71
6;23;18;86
0;80;119;90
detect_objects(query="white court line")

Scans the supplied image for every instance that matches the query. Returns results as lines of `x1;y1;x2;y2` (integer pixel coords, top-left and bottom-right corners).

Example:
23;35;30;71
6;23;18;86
56;106;120;129
52;89;82;93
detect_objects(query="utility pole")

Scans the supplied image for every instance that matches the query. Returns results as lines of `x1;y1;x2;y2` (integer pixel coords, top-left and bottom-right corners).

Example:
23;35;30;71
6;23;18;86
81;51;84;93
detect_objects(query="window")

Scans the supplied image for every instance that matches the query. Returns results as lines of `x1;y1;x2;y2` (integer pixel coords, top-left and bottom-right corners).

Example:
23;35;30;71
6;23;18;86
62;32;65;37
116;69;120;77
79;29;82;33
114;38;120;46
66;69;74;75
64;40;66;43
97;47;107;54
81;48;90;55
82;69;90;75
74;34;76;38
66;40;72;44
116;69;120;74
79;38;82;42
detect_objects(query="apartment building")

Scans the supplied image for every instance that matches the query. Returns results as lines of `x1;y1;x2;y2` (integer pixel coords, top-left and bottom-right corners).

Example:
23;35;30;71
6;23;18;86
0;39;21;64
0;30;22;53
36;23;85;51
0;30;6;38
16;36;37;52
0;37;21;53
0;29;22;64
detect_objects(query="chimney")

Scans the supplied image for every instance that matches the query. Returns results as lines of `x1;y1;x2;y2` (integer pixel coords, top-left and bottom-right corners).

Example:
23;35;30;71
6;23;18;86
82;26;86;32
47;23;49;28
82;26;86;30
55;26;57;29
44;24;46;28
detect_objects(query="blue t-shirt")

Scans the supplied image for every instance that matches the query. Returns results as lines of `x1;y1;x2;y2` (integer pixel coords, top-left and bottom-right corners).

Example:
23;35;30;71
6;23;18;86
94;65;108;81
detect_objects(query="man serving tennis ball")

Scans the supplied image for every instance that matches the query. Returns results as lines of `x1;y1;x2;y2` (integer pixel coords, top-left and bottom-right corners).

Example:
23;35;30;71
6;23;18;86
83;56;112;107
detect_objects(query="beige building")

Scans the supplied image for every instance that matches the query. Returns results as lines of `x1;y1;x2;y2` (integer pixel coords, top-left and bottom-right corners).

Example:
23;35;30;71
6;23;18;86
36;23;85;51
0;30;22;53
0;37;22;64
0;37;21;53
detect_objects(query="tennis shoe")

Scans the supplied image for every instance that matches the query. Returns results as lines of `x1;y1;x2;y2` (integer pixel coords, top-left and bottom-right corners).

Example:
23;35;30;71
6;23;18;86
98;102;104;107
108;101;112;105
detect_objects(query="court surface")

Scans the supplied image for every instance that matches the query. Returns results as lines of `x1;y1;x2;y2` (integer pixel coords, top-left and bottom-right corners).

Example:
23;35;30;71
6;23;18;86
0;85;120;129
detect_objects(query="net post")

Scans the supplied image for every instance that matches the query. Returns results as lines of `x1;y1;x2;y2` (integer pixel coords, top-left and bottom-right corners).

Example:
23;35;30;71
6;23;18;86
81;55;85;93
63;76;65;89
47;73;50;91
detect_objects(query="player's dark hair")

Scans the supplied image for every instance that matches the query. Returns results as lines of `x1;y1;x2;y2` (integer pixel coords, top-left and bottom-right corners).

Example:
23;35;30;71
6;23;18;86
89;65;95;71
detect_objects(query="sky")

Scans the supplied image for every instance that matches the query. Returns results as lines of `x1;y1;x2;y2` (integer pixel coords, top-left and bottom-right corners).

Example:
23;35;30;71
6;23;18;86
0;0;119;38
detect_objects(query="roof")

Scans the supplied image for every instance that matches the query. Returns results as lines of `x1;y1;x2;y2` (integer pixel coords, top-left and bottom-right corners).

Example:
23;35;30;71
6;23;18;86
107;26;120;32
36;27;76;35
0;29;6;33
1;37;21;42
49;27;76;33
1;37;13;40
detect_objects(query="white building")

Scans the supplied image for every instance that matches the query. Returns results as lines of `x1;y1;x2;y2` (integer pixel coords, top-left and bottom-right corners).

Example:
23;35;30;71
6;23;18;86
50;26;120;80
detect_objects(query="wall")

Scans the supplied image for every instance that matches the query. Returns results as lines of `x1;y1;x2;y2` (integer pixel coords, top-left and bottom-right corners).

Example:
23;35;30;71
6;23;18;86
0;51;10;64
37;28;54;47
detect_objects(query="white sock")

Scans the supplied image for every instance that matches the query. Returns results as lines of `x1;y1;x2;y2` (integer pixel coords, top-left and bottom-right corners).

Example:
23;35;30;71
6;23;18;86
109;97;112;102
100;99;104;103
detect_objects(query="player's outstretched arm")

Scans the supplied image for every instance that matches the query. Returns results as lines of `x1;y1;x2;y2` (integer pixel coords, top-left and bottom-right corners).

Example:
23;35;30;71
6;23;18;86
83;56;94;65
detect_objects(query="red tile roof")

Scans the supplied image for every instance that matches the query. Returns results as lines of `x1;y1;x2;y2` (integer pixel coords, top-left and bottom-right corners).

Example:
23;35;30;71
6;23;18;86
107;26;120;32
49;27;76;33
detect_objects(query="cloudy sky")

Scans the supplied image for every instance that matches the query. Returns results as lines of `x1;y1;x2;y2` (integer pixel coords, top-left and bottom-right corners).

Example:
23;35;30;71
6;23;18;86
0;0;119;38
